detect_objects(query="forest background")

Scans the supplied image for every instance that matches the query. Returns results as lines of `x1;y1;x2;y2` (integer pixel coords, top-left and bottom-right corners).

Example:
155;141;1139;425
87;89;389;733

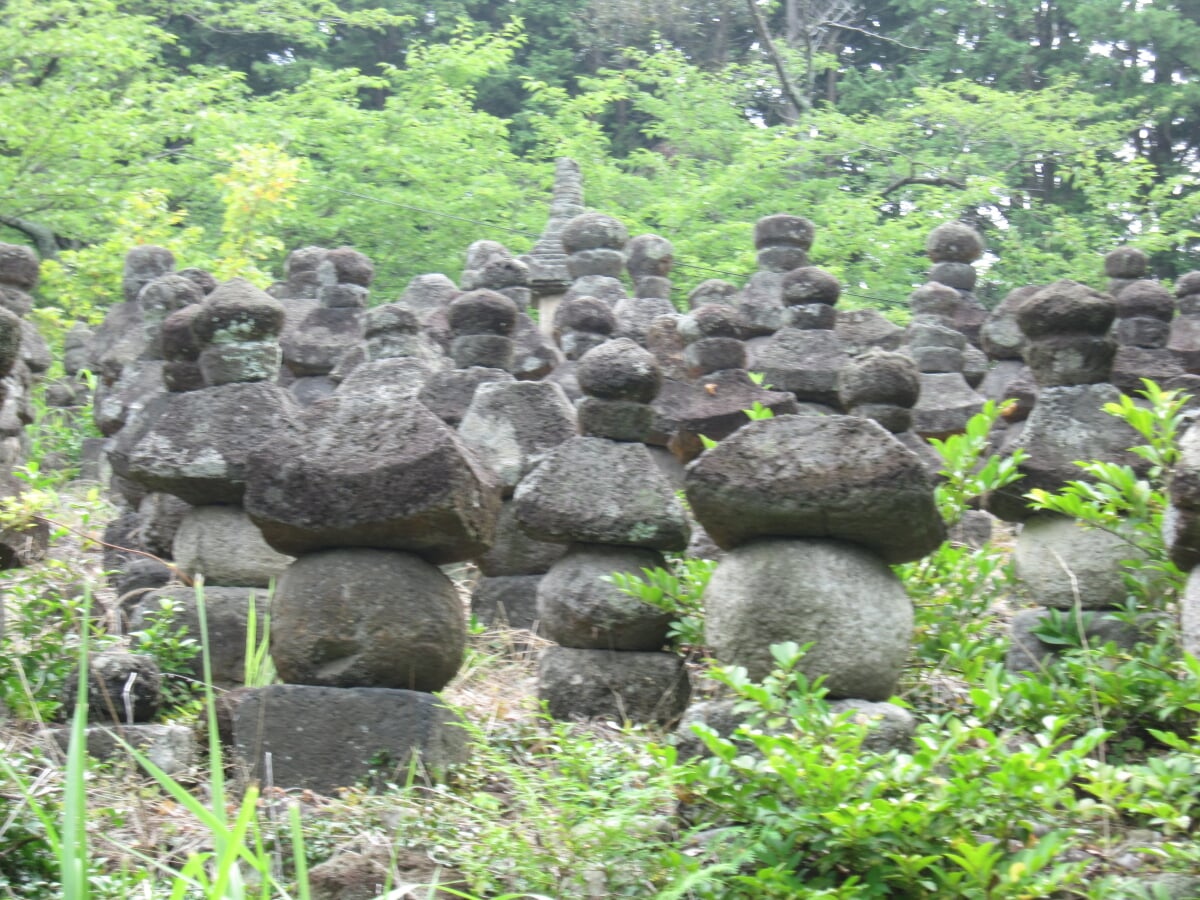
4;0;1200;327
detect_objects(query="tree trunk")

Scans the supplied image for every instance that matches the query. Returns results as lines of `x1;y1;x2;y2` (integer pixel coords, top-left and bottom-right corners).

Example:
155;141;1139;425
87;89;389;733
0;215;60;260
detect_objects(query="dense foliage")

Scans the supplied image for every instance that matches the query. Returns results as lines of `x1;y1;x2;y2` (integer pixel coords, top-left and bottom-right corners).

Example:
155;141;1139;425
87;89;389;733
4;0;1199;325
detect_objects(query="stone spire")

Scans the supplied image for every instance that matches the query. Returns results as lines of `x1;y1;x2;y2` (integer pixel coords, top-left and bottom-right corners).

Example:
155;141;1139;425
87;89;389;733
522;158;585;298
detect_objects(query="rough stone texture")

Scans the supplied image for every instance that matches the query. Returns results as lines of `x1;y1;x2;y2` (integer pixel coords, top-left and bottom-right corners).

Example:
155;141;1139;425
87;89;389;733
614;295;676;345
835;309;905;354
281;247;330;299
1023;334;1117;386
93;360;166;436
458;380;577;495
135;585;268;687
929;260;977;292
41;724;194;777
981;287;1039;360
1006;606;1150;672
626;233;674;279
651;372;798;459
199;341;282;386
471;575;544;632
561;213;629;253
272;549;465;690
65;652;162;723
911;372;986;439
754;214;814;251
576;338;661;402
685;415;945;564
136;492;191;558
172;505;294;587
749;327;848;406
476;502;567;576
688;280;738;308
705;538;913;698
780;267;840;306
245;392;501;561
229;685;467;794
280;307;364;376
510;312;562;380
537;544;671;650
122;245;175;303
192;279;285;345
1017;280;1115;339
110;382;302;505
828;699;917;753
736;272;786;334
0;307;27;374
1104;246;1148;279
418;366;514;427
92;301;148;384
925;223;984;263
1013;516;1145;609
838;349;920;409
447;290;518;337
1112;345;1185;395
576;397;655;442
399;273;459;316
513;437;690;550
538;646;690;725
1116;280;1174;322
0;243;40;289
989;384;1142;521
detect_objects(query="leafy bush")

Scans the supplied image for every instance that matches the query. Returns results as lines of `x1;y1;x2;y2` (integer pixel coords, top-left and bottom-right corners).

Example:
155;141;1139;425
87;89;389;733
669;644;1101;899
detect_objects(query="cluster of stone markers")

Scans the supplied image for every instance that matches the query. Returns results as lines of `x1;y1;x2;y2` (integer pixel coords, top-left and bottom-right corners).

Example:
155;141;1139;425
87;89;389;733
13;155;1200;789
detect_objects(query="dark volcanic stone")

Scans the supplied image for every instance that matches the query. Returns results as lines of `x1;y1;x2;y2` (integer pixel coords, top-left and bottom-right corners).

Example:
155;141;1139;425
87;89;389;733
110;382;301;505
1017;280;1115;339
538;647;690;725
780;266;840;306
244;390;501;562
537;544;671;650
514;436;690;550
684;415;945;563
925;223;984;263
576;338;661;402
229;685;467;794
271;548;465;691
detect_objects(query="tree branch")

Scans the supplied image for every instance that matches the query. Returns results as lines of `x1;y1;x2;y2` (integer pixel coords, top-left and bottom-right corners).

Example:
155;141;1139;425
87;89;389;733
821;21;930;52
0;215;60;260
880;175;967;197
746;0;810;121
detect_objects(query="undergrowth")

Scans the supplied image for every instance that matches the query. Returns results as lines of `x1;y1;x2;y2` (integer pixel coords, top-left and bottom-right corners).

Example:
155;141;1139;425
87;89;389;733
2;384;1200;897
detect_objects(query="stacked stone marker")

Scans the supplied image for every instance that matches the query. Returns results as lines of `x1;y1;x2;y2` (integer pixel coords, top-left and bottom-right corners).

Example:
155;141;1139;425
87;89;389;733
1169;271;1200;377
461;240;560;380
748;262;849;413
981;280;1148;668
545;295;618;403
616;234;677;344
514;339;692;724
279;247;372;405
658;303;798;462
111;278;300;685
924;221;990;348
0;244;41;470
0;295;48;571
1108;263;1183;395
978;285;1041;449
682;414;945;743
92;246;176;439
1167;420;1200;663
520;157;585;331
738;214;813;336
417;290;518;426
906;281;986;439
240;321;504;790
459;378;577;632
